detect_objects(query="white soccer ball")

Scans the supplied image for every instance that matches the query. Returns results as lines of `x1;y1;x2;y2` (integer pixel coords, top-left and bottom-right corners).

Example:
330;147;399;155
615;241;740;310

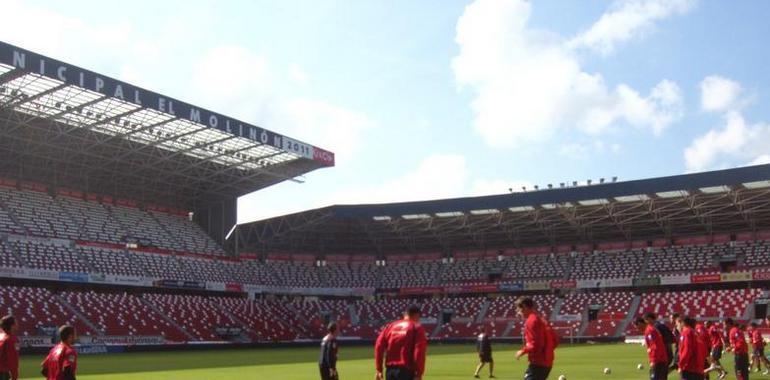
637;363;644;370
603;367;612;374
558;375;567;380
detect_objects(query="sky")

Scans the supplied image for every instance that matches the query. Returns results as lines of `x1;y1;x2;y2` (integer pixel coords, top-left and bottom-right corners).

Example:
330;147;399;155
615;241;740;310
1;0;769;224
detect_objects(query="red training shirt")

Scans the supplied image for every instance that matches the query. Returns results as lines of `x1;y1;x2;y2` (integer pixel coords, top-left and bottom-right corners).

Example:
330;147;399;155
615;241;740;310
708;325;724;349
644;324;668;365
43;342;77;380
752;329;765;349
522;312;555;367
0;332;20;380
678;326;705;375
374;319;427;377
729;327;748;355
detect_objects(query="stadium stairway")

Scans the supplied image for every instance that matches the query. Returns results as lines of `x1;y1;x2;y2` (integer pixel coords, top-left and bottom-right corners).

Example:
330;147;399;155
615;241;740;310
616;294;641;338
550;297;565;321
6;241;28;267
126;250;153;277
0;199;28;235
73;244;97;273
474;299;490;324
137;296;197;341
563;254;575;279
51;293;105;336
148;212;188;252
211;303;254;343
577;308;590;337
347;303;360;325
501;320;517;338
638;249;652;277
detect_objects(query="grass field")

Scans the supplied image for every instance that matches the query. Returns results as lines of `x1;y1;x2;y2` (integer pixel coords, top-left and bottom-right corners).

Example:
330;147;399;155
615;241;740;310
17;343;743;379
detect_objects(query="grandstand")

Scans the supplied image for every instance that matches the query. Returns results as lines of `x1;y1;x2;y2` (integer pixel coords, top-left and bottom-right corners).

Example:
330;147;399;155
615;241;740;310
4;39;770;353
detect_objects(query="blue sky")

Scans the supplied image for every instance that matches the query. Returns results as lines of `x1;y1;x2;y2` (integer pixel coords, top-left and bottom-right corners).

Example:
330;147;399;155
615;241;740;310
1;0;769;223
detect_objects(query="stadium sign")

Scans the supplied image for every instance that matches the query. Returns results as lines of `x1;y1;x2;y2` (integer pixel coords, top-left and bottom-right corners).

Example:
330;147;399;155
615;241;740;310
753;271;770;281
0;41;334;166
632;277;661;287
720;272;752;282
691;273;721;284
660;274;691;285
549;280;577;289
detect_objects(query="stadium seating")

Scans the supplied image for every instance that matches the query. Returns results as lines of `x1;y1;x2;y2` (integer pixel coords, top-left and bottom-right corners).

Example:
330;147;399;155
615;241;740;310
505;253;569;280
744;241;770;268
379;261;440;288
142;293;240;341
79;246;147;277
0;240;22;268
570;250;644;280
646;245;720;274
13;240;89;273
56;196;125;244
636;288;761;319
149;211;225;255
60;290;188;341
0;188;79;240
0;285;94;337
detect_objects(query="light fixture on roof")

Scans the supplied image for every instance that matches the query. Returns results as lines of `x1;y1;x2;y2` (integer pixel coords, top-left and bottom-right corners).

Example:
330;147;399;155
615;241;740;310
534;185;539;190
509;205;535;212
560;183;565;188
612;176;618;183
548;184;553;189
573;181;578;187
600;178;605;184
470;209;500;215
587;179;592;185
521;186;527;192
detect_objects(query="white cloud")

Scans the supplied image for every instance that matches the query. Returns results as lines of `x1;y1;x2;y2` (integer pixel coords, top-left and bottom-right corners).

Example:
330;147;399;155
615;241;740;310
569;0;695;55
452;0;685;149
700;75;743;112
684;111;770;172
329;154;470;204
270;99;373;163
289;64;309;86
685;76;770;171
189;47;373;162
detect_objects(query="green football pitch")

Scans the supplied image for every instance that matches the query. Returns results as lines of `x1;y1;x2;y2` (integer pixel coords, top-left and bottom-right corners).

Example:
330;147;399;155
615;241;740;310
17;343;743;379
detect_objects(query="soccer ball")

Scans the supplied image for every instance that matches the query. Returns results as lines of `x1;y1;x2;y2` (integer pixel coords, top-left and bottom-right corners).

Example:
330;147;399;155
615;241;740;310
603;368;612;374
558;375;567;380
637;363;644;370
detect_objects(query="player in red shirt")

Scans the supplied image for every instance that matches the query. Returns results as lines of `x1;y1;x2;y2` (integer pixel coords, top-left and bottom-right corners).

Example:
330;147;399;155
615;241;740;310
514;297;556;380
374;305;428;380
0;316;20;380
695;321;711;380
749;322;770;375
634;316;668;380
704;321;727;379
678;317;706;380
725;318;749;380
42;325;78;380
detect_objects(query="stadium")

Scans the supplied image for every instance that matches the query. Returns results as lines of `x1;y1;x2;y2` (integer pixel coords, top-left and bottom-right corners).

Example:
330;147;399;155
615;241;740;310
1;24;770;380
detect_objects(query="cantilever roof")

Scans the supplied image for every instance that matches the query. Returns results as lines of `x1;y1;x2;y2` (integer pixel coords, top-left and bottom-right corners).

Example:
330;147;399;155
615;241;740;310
0;41;334;206
236;164;770;253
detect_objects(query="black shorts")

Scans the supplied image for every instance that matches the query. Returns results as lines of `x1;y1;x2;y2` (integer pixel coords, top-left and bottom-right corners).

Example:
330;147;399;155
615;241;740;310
525;364;552;380
479;352;493;363
319;365;338;380
680;370;704;380
735;353;749;380
386;366;414;380
650;363;668;380
753;347;765;358
711;348;722;360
